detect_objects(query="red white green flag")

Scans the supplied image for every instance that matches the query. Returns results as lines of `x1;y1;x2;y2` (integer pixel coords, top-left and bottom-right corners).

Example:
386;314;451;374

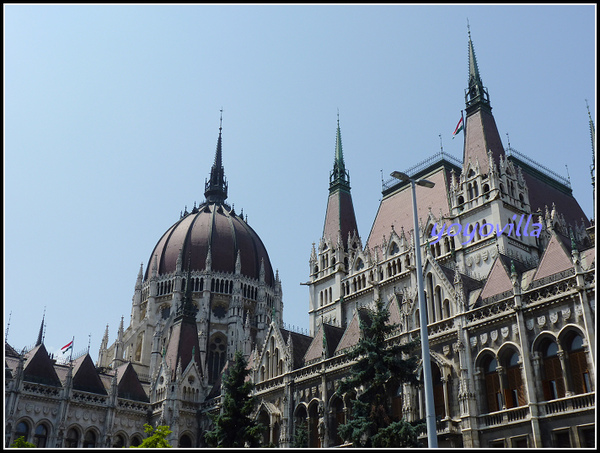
61;339;73;354
452;114;464;139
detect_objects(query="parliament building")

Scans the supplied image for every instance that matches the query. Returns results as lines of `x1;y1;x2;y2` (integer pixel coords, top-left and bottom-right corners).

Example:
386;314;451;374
5;31;596;448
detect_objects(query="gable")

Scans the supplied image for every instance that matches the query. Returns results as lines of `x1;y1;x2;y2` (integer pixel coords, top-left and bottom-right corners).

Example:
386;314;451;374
72;354;108;395
478;257;513;302
533;233;574;282
116;363;149;402
23;344;62;387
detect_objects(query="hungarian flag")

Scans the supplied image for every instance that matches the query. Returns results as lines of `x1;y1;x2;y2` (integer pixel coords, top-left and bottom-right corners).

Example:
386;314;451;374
452;114;464;138
61;339;73;354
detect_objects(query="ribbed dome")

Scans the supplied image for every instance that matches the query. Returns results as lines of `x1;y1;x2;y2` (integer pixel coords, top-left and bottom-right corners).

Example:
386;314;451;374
144;202;274;287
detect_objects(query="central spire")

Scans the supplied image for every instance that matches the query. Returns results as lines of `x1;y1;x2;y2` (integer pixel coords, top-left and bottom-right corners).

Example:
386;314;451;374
204;110;228;203
329;111;351;193
465;22;490;112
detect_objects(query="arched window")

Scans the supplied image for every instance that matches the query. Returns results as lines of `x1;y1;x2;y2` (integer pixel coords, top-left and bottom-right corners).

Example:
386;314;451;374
504;351;525;408
14;421;30;444
130;435;142;447
34;424;48;448
432;364;446;418
567;334;591;394
65;428;80;448
208;334;227;385
542;341;565;400
83;430;96;448
112;434;125;448
179;434;192;448
484;356;502;412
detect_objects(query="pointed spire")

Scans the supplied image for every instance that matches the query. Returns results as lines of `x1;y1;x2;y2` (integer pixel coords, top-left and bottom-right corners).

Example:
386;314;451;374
35;308;46;346
329;111;351;193
465;22;490;112
587;100;595;219
204;110;228;203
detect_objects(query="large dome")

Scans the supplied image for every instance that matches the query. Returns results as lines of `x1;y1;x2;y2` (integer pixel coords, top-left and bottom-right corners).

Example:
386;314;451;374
144;202;275;286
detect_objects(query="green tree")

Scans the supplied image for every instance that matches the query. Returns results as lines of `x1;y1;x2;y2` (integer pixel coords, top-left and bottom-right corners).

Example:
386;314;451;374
292;420;308;448
10;436;36;448
204;350;264;447
336;298;425;447
130;424;172;448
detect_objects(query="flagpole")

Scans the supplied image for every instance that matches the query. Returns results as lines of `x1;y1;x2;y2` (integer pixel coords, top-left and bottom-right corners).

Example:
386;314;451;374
69;336;74;362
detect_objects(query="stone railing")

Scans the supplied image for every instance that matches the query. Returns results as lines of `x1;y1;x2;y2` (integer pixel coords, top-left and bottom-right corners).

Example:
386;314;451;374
541;392;595;416
480;405;529;427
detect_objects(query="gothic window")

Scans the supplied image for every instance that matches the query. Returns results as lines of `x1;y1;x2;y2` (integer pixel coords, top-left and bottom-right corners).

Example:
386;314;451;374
15;421;29;444
567;334;591;394
473;181;479;197
161;304;171;319
208;334;227;385
483;183;490;199
391;241;399;255
130;436;142;447
432;364;446;418
112;434;125;448
330;397;345;446
179;434;192;448
83;430;96;448
504;351;526;408
356;258;364;271
483;356;502;412
458;195;465;206
468;183;473;200
65;428;80;448
442;299;450;319
34;424;48;448
541;341;565;400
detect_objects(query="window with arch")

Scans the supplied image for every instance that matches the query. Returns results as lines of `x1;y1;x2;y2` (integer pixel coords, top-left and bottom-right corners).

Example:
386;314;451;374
65;428;80;448
541;340;565;400
483;356;502;412
567;334;591;394
112;434;125;448
33;424;48;448
83;430;96;448
130;435;142;447
14;421;30;445
179;434;192;448
431;364;446;418
504;351;525;408
390;241;399;255
208;334;227;385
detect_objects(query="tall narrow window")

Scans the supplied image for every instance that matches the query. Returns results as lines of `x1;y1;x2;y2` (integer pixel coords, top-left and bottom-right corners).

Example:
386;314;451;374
505;352;526;408
33;424;48;448
484;357;502;412
568;334;591;394
65;428;80;448
542;341;565;400
15;421;30;445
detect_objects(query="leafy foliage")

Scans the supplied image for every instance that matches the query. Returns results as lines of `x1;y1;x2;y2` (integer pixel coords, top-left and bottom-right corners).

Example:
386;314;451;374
336;298;424;447
10;436;36;448
204;350;264;447
130;424;172;448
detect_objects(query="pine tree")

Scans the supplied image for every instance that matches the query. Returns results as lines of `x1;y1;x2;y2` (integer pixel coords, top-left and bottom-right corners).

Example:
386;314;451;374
292;420;309;448
336;298;424;447
204;350;264;447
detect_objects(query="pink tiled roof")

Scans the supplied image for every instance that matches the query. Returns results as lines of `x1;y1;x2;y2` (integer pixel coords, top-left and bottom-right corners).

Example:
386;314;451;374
479;257;513;301
463;107;505;176
533;233;574;282
367;166;452;251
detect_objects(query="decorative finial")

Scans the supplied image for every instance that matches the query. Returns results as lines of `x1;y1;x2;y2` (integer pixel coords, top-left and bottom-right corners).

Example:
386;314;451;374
467;18;471;37
439;134;443;153
219;108;223;130
506;133;511;149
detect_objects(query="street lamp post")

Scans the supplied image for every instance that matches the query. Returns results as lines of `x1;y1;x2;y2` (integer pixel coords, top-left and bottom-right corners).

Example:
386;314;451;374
390;171;438;448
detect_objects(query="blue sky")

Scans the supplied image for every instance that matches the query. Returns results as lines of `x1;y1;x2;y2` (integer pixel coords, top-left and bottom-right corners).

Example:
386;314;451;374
4;4;596;359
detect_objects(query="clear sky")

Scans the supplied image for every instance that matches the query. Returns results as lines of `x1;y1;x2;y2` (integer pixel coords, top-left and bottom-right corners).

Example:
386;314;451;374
4;4;596;359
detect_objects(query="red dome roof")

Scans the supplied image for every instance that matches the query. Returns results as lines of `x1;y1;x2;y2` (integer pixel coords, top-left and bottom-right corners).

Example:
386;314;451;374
144;202;274;286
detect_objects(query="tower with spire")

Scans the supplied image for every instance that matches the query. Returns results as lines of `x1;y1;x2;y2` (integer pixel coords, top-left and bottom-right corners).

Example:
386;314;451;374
308;116;361;335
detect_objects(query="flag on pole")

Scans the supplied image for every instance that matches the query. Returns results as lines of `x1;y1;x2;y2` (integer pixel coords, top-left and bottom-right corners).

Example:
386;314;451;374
452;113;464;139
61;339;74;354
